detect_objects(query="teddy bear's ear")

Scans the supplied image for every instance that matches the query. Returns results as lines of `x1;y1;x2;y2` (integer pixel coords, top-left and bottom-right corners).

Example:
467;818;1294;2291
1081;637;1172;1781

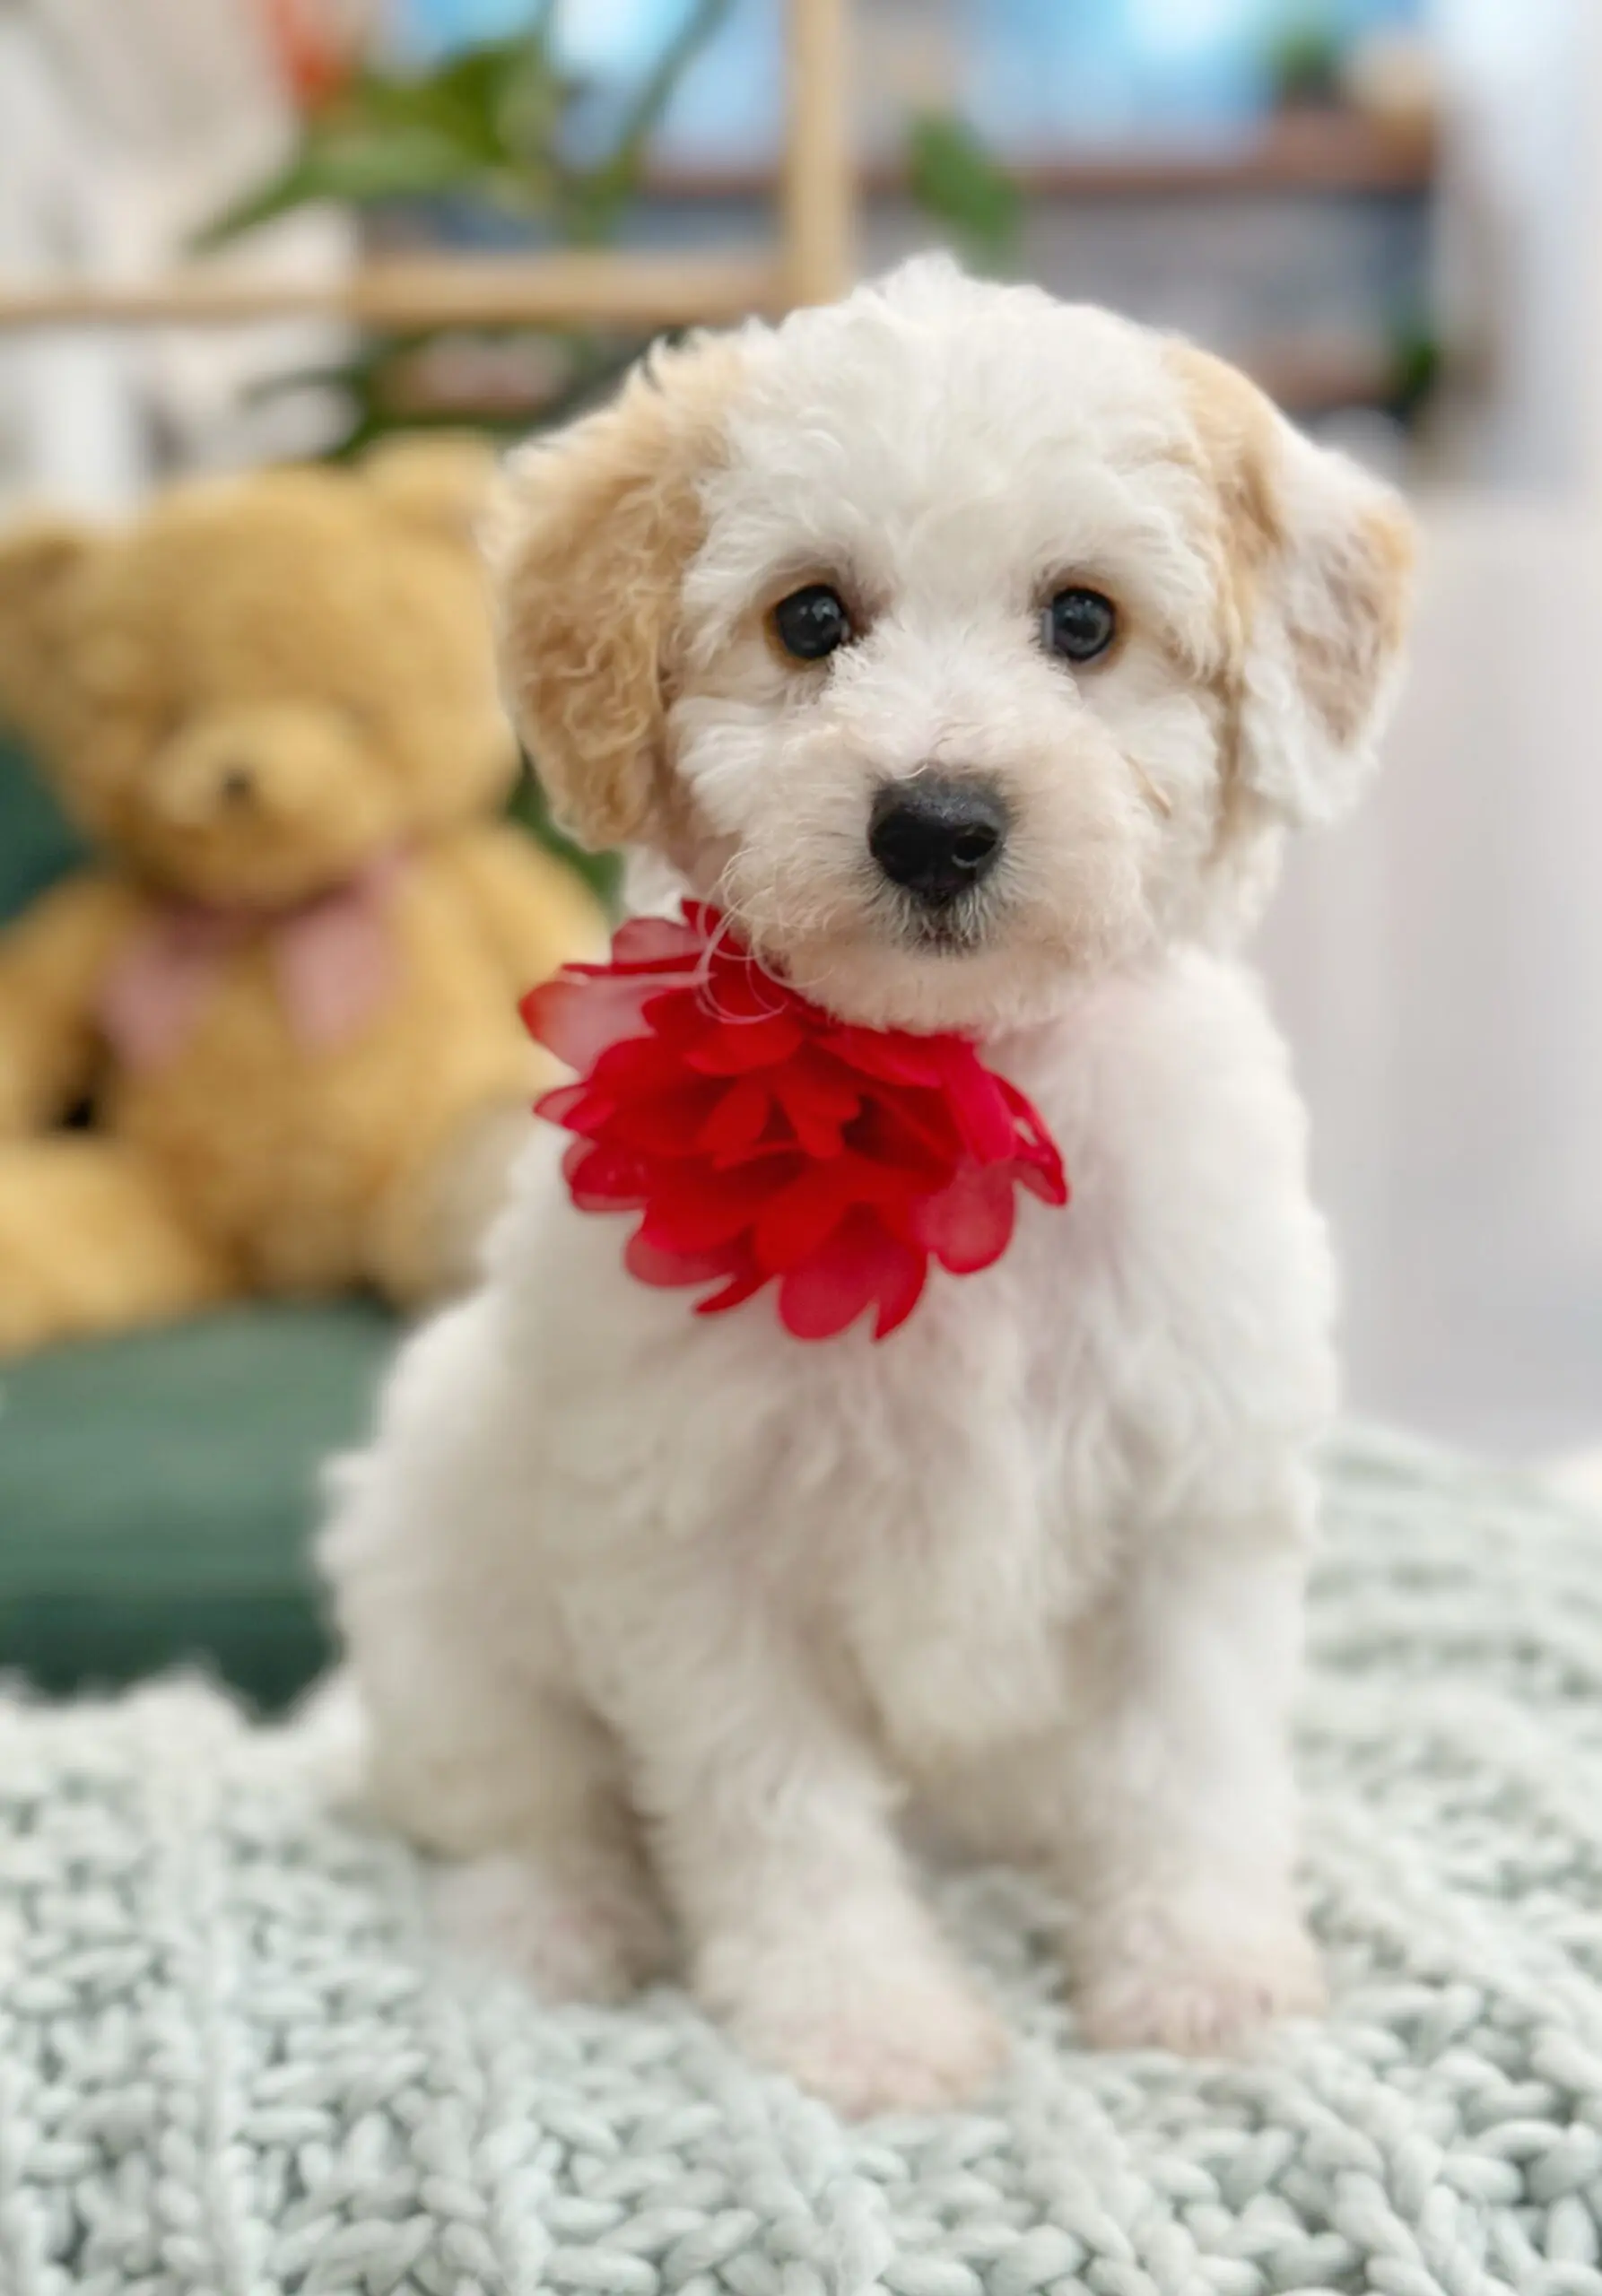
484;335;744;852
359;434;502;552
1172;344;1415;829
0;519;99;745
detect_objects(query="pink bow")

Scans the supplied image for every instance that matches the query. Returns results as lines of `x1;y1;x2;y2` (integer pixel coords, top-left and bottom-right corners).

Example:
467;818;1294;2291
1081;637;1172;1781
100;852;407;1073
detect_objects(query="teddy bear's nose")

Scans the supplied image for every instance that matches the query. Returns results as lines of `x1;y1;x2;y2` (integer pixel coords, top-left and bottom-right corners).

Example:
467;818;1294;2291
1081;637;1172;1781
218;763;257;809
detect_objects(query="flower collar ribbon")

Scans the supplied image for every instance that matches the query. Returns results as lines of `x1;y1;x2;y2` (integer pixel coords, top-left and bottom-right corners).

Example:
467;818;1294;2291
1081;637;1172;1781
521;903;1068;1343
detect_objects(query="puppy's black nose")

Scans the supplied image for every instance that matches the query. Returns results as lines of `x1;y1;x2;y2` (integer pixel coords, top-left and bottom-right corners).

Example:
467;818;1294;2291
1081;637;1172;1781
868;777;1008;908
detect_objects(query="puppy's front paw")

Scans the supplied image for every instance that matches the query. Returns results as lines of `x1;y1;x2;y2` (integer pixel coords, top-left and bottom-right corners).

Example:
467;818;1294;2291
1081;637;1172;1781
435;1848;675;2005
1075;1909;1325;2057
719;1949;1009;2118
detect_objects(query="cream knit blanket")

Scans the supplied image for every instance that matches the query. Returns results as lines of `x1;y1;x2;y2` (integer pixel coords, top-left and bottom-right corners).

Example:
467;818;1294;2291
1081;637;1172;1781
4;1432;1602;2296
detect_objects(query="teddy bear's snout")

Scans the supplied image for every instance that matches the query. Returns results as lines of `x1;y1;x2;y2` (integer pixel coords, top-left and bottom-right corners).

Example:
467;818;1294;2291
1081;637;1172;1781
142;706;372;836
217;761;258;810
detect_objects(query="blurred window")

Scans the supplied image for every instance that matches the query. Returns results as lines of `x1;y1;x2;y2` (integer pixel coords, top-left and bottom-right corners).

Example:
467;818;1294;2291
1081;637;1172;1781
390;0;1424;161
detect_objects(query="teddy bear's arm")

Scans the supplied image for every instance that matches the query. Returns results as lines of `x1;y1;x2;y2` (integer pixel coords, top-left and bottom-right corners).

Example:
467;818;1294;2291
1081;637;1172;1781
435;823;608;994
0;872;147;1134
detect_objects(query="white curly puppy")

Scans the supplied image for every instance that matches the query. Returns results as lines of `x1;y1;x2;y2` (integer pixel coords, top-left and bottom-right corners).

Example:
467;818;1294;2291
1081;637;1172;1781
323;259;1413;2118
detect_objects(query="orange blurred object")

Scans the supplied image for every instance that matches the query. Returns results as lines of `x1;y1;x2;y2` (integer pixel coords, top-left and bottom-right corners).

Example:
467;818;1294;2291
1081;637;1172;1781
259;0;360;110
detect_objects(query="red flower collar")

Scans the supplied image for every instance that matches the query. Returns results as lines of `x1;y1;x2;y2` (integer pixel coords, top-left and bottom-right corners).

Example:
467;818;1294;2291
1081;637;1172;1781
520;903;1068;1343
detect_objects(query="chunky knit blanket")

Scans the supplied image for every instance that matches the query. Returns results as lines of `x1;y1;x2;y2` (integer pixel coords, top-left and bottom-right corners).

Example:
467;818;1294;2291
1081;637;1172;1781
4;1432;1602;2296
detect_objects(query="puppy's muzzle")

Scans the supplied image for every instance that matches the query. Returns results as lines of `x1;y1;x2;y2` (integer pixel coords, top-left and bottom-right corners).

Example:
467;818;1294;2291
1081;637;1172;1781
868;775;1008;909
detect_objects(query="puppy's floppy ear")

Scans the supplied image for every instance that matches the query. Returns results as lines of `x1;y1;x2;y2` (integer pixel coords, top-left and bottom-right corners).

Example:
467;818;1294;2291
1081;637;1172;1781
1174;344;1415;828
485;335;742;851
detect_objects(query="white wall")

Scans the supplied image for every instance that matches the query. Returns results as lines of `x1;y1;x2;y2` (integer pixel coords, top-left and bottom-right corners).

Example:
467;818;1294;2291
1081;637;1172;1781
1262;502;1602;1453
1257;1;1602;1457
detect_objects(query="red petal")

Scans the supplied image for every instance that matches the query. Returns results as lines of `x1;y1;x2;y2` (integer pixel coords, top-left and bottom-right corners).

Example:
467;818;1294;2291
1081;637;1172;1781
604;1085;727;1157
638;1159;795;1254
522;973;654;1072
639;987;713;1047
534;1080;588;1127
932;1041;1018;1163
588;1033;692;1100
699;1076;772;1159
623;1230;742;1289
911;1161;1017;1273
608;915;704;969
693;1256;770;1318
769;1052;862;1157
1014;1154;1069;1207
778;1208;928;1342
564;1137;649;1211
826;1026;947;1088
684;1012;806;1075
846;1096;959;1186
871;1237;929;1337
751;1163;857;1274
998;1080;1069;1202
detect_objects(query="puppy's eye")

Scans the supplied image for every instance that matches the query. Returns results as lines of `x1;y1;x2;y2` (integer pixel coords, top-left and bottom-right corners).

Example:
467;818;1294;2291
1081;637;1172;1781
772;583;851;662
1044;587;1118;665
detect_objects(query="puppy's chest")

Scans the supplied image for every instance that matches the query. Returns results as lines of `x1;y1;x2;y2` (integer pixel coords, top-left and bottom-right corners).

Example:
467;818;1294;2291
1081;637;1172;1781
811;1327;1116;1765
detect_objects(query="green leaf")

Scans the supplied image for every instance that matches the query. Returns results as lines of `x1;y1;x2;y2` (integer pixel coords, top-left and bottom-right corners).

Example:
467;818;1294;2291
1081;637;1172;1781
571;0;736;242
196;125;494;248
905;113;1022;272
508;763;623;907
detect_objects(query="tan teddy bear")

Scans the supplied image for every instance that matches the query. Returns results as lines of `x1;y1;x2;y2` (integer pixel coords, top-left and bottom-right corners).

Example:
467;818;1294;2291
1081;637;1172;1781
0;441;603;1357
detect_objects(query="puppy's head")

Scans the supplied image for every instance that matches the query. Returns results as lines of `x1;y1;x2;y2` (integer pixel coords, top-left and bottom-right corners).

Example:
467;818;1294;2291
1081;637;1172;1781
491;257;1413;1031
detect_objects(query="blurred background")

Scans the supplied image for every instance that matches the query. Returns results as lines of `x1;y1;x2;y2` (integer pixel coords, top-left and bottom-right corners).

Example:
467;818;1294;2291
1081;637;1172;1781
1;0;1598;1703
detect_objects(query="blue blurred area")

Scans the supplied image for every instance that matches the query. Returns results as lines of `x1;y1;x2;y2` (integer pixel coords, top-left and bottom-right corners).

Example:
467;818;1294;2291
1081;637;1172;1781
390;0;1423;159
391;0;540;65
969;0;1420;146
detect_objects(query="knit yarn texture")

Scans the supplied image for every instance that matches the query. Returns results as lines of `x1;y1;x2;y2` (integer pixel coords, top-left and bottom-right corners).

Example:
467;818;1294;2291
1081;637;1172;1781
4;1432;1602;2296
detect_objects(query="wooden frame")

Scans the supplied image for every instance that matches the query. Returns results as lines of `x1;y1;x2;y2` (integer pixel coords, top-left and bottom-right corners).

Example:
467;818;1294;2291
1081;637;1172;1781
0;0;853;333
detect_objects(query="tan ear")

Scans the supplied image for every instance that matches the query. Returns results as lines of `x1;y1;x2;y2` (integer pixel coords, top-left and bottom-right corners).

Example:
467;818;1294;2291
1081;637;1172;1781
359;432;502;550
484;335;743;851
1174;345;1415;828
0;518;99;748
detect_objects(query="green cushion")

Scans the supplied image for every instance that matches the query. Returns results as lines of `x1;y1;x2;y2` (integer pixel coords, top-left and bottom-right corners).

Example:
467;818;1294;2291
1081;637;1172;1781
0;731;86;920
0;1303;395;1708
0;733;396;1706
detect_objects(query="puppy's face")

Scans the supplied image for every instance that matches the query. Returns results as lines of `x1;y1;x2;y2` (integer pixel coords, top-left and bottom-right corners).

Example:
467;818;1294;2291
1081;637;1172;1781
492;260;1413;1031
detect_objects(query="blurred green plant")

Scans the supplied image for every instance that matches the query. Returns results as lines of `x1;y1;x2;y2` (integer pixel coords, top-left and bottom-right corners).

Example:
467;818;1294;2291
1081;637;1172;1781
202;7;1022;450
905;113;1022;274
507;757;624;906
201;0;734;253
1387;318;1441;424
204;0;738;465
199;5;1018;889
1264;13;1347;112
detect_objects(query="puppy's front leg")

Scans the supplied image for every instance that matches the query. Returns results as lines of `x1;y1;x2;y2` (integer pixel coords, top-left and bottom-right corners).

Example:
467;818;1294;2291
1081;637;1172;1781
579;1568;1007;2117
1061;1484;1325;2054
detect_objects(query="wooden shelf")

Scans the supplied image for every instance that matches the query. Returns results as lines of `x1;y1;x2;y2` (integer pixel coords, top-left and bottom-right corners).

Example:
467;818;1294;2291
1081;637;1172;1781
0;251;791;334
647;111;1437;204
0;0;854;338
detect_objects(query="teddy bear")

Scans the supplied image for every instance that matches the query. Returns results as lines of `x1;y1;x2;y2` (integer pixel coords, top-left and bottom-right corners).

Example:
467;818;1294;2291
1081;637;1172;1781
0;439;603;1357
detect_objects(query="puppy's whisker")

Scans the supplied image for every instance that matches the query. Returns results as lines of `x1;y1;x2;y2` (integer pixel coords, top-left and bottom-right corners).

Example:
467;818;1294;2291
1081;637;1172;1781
1127;759;1173;819
690;884;793;1023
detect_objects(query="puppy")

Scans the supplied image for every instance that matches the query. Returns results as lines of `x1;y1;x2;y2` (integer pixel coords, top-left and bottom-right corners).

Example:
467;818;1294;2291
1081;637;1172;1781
322;258;1413;2118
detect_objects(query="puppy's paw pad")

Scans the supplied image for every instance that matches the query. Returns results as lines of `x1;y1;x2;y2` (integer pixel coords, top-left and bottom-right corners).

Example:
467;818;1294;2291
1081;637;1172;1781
732;1968;1009;2118
434;1850;674;2005
1077;1921;1325;2057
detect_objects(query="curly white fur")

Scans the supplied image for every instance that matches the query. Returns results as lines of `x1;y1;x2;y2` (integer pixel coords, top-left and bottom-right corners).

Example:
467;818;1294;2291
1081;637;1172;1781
322;259;1414;2118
